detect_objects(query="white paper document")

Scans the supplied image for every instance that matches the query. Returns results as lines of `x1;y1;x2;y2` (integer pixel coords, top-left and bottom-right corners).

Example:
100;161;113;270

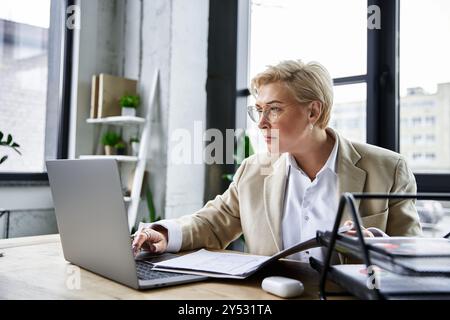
153;249;271;279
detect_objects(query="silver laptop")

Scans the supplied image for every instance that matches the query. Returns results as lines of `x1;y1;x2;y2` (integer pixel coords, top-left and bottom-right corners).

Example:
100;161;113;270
46;159;207;290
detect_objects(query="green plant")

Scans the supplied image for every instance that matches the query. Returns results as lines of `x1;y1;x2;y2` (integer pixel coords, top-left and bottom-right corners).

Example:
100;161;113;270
0;131;21;165
222;133;254;182
146;184;161;223
130;183;161;235
119;94;140;109
235;133;254;164
101;131;121;146
115;142;126;150
115;141;126;155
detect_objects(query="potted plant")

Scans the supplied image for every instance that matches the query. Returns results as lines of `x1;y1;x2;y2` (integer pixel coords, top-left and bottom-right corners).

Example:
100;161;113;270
115;141;126;155
0;131;21;165
119;94;140;117
101;131;121;155
130;136;140;156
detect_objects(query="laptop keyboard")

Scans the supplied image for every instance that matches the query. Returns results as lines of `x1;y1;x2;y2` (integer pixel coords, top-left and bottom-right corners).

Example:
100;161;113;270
135;260;185;280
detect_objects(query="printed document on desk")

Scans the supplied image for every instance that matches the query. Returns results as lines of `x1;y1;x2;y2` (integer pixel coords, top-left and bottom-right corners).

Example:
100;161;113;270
153;249;272;279
152;225;352;279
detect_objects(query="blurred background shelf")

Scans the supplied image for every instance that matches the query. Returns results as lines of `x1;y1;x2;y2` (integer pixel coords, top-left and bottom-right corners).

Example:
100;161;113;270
86;116;145;126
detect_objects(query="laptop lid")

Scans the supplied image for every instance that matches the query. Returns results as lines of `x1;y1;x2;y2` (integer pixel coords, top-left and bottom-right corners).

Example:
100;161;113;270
46;159;140;289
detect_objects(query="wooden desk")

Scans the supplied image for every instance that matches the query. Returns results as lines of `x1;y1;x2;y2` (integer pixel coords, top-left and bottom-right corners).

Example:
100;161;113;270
0;234;349;300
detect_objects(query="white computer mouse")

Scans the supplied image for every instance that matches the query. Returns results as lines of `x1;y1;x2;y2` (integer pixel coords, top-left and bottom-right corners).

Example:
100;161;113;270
261;276;304;298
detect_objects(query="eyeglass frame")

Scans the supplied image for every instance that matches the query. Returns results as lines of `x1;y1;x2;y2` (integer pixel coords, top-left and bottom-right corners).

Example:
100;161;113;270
247;103;298;124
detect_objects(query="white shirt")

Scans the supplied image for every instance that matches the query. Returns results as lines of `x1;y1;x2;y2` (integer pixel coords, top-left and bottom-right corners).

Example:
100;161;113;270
281;138;339;262
138;219;182;253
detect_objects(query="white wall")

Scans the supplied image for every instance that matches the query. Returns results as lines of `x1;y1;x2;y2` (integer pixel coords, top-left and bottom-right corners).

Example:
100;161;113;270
165;0;208;218
129;0;173;222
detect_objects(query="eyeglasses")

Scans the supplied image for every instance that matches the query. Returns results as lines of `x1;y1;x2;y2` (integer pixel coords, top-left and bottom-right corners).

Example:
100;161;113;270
247;105;284;123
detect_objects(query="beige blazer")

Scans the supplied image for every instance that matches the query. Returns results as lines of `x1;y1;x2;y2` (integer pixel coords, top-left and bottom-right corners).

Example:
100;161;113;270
175;130;422;256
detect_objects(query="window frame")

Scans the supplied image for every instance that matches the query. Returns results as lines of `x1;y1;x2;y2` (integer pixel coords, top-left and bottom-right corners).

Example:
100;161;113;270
0;0;73;183
204;0;240;201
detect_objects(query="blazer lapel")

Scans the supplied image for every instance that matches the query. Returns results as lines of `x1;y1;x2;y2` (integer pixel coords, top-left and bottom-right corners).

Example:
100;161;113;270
263;154;288;252
335;131;367;225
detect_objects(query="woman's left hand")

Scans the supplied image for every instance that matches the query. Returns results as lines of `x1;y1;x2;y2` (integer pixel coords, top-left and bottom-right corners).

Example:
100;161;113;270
342;220;375;238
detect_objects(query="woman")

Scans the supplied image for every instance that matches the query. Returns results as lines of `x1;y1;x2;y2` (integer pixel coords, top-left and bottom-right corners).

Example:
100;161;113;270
132;60;422;261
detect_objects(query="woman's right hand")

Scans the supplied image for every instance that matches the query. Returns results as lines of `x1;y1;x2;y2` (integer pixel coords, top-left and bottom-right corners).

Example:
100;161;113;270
132;226;168;256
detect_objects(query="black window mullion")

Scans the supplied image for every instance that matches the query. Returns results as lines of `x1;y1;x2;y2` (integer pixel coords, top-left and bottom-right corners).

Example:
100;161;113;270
0;173;49;183
235;0;250;130
57;0;74;160
204;0;239;202
415;174;450;193
367;0;400;151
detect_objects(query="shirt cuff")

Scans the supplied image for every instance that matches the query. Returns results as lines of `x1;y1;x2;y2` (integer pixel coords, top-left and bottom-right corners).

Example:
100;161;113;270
367;227;389;237
140;219;182;253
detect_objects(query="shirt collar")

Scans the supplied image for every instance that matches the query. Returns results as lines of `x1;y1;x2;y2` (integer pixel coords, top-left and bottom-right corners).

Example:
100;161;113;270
286;130;339;177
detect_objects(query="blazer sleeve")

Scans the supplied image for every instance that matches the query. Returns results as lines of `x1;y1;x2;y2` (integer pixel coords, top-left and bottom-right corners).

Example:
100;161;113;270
386;157;423;236
175;159;248;251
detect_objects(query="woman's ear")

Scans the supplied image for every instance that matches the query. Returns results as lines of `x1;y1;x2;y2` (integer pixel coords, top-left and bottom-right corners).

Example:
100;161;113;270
309;101;323;124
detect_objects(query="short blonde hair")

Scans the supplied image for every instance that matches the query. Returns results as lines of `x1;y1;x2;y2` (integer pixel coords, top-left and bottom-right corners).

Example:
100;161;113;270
250;60;334;129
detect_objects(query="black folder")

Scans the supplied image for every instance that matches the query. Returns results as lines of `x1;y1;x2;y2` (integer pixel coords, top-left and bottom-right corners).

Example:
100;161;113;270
318;231;450;277
315;192;450;300
310;256;450;300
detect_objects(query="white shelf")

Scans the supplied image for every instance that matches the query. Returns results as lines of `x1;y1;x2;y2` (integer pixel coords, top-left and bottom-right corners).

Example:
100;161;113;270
82;70;159;232
86;116;145;126
79;155;139;162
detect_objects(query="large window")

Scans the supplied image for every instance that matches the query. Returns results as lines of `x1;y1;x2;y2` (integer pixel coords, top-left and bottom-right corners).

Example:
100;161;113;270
0;0;71;178
247;0;368;151
399;0;450;174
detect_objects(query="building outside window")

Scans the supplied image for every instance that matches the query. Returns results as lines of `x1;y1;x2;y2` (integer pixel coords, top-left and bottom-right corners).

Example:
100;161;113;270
399;0;450;173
